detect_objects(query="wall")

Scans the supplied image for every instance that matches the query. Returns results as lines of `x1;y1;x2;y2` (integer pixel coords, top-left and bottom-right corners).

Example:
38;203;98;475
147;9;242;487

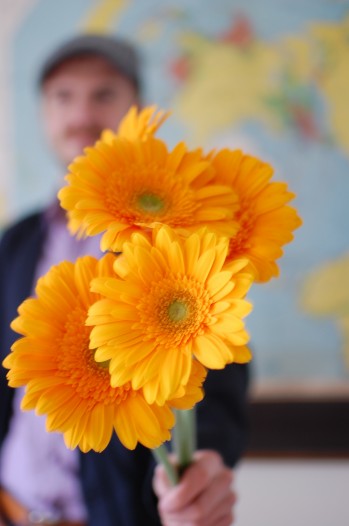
236;459;349;526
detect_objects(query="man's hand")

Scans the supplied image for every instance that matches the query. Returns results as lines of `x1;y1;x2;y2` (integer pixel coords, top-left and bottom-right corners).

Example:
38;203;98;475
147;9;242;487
153;450;236;526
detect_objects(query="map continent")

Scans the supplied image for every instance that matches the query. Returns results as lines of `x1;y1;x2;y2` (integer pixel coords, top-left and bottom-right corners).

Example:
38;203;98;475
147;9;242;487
172;15;349;155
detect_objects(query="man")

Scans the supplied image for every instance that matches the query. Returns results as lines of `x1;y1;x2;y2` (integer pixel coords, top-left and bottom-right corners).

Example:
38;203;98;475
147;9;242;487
0;34;249;526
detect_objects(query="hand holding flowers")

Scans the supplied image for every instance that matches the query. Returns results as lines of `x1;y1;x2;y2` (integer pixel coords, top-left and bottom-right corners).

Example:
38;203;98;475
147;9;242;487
153;450;236;526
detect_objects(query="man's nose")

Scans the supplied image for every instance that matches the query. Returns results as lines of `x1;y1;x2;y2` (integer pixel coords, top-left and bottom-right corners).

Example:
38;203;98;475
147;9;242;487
68;98;98;126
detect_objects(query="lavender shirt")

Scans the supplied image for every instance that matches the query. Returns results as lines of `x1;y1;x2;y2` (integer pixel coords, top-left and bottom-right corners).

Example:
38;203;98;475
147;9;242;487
0;202;102;521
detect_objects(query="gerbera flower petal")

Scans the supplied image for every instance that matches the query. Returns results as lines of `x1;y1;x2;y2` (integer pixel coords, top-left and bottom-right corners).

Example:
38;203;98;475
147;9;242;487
232;345;253;363
45;393;86;431
116;105;170;142
225;329;250;346
168;360;207;410
141;348;193;406
192;333;234;369
209;313;246;334
206;271;233;296
114;394;173;450
64;410;91;452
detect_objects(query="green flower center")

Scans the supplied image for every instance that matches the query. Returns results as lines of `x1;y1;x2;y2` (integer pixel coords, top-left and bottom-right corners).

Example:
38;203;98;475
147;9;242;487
137;192;165;214
93;350;110;369
168;300;188;323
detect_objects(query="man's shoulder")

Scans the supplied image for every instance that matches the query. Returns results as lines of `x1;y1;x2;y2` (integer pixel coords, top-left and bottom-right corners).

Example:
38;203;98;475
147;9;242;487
0;210;44;251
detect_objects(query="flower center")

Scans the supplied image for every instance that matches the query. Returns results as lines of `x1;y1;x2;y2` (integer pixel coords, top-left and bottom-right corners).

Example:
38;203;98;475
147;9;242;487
136;192;165;214
228;205;255;258
103;160;200;227
138;276;211;348
168;300;188;323
93;350;110;369
58;306;131;406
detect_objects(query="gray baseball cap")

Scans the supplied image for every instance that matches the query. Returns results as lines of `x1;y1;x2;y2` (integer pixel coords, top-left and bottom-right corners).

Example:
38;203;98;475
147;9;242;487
38;33;141;91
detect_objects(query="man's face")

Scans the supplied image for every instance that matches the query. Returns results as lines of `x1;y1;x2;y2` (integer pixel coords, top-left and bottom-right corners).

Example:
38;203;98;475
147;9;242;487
41;54;139;167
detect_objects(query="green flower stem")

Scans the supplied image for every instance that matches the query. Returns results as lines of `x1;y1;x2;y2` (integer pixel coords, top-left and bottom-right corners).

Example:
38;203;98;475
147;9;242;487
172;408;196;476
152;444;179;486
152;408;196;485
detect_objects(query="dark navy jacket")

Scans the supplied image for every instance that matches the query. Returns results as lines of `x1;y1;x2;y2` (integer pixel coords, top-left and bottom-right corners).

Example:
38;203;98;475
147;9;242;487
0;211;249;526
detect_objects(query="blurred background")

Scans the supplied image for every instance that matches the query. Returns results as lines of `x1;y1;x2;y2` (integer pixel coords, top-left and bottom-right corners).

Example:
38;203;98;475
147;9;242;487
0;0;348;524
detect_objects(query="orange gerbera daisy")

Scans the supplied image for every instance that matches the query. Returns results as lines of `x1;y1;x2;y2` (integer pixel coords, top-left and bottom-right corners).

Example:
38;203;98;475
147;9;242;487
3;255;205;452
100;105;169;145
58;108;238;253
116;105;169;141
210;149;302;282
88;226;253;406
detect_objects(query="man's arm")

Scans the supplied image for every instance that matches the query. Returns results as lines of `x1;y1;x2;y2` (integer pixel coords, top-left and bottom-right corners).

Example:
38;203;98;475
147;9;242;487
0;213;44;446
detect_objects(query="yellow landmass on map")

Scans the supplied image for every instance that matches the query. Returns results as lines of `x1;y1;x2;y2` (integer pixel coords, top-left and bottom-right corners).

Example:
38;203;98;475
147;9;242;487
174;15;349;152
301;254;349;368
309;15;349;156
174;34;281;144
80;0;129;33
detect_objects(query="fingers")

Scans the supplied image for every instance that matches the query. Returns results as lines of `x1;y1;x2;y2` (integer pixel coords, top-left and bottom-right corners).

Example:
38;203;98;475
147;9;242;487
153;450;237;526
158;471;235;525
155;450;225;510
153;455;176;496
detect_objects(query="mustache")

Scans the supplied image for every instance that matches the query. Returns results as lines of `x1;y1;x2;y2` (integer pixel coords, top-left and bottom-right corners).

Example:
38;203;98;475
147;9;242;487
64;126;103;140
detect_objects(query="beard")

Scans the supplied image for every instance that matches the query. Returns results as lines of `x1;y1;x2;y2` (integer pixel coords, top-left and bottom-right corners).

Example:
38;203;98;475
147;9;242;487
63;125;103;144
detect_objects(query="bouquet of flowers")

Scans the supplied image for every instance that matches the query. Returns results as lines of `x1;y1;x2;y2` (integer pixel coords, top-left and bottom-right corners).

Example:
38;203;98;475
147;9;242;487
3;106;301;483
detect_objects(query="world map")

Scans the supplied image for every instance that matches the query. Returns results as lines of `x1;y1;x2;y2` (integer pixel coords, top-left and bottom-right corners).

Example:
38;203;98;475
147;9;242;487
8;0;349;388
